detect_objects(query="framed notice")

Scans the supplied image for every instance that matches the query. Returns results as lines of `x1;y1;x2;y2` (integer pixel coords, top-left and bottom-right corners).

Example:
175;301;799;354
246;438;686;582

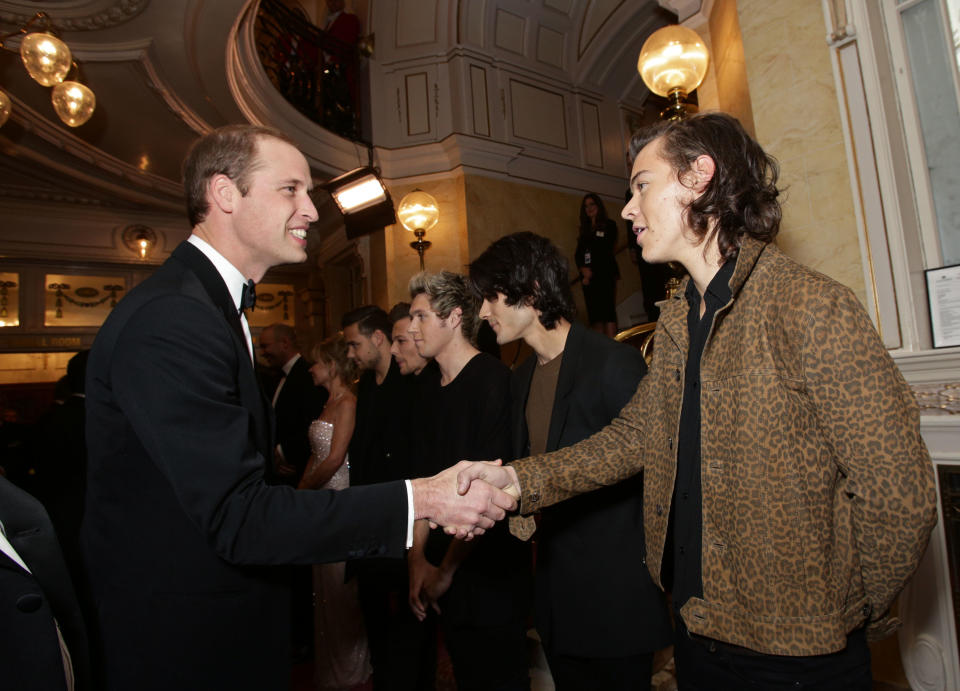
926;264;960;348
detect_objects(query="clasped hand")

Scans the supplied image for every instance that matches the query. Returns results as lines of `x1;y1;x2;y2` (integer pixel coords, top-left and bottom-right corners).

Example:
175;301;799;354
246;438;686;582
412;460;520;540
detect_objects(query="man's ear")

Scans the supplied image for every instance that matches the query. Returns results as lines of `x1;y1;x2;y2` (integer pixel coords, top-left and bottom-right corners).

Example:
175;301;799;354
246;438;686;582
447;307;462;329
372;330;385;348
690;154;716;193
208;174;238;214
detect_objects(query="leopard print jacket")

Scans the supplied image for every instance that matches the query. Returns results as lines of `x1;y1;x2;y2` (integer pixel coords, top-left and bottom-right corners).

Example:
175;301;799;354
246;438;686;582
512;236;937;656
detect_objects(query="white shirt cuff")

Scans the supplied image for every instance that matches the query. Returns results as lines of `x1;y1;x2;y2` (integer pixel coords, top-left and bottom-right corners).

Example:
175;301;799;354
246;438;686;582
404;479;414;549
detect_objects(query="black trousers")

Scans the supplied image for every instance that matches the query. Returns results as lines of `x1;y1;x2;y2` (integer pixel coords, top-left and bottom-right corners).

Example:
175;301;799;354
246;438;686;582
545;650;653;691
674;620;871;691
357;572;437;691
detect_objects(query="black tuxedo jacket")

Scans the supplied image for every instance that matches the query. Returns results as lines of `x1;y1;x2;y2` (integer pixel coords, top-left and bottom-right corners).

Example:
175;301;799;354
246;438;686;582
273;355;328;485
510;322;672;657
0;475;91;691
83;242;407;690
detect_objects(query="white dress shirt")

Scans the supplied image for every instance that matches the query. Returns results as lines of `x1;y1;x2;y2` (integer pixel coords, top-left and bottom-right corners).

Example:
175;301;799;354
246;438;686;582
187;235;255;362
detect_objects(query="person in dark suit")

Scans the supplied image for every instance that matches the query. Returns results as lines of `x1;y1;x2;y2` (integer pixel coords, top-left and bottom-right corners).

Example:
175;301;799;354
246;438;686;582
258;322;328;659
259;322;328;486
0;474;91;691
470;232;672;690
81;124;516;691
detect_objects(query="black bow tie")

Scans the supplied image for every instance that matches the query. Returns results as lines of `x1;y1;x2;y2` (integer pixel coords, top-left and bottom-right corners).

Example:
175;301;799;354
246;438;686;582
240;279;256;313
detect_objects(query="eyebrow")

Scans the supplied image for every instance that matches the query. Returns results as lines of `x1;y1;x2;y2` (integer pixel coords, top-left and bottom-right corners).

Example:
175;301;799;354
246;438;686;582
629;170;650;187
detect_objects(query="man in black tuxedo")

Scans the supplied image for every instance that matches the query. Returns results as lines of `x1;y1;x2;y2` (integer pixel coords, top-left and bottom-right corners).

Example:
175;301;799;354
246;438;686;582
259;322;328;485
470;232;672;690
0;474;91;690
82;124;515;691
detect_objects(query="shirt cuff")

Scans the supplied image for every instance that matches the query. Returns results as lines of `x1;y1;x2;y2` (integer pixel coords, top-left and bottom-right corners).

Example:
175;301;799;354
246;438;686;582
404;479;414;549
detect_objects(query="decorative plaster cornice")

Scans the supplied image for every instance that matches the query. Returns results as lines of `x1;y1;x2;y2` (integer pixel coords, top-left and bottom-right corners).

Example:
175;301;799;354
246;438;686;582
0;185;111;207
5;93;182;199
0;0;150;32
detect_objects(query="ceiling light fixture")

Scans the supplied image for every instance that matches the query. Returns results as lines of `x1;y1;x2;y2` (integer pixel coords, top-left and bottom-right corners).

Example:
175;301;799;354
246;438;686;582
638;25;709;121
0;12;97;128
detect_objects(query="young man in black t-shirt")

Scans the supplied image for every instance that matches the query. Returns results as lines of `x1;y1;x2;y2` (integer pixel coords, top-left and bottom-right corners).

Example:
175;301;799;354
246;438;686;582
406;271;532;691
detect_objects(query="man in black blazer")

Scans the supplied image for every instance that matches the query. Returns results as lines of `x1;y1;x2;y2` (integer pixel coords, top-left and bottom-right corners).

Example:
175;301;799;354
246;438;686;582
82;124;516;691
259;322;328;485
0;474;91;691
470;232;672;690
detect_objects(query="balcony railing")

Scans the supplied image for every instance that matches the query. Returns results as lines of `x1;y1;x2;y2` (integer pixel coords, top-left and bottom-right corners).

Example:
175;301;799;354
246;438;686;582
254;0;362;141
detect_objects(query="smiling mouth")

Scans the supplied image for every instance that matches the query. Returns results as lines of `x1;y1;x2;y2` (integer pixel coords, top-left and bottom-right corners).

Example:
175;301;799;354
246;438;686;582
288;228;307;241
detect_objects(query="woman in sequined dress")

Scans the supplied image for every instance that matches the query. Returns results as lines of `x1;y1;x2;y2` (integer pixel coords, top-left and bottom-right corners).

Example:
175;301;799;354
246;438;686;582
299;334;371;689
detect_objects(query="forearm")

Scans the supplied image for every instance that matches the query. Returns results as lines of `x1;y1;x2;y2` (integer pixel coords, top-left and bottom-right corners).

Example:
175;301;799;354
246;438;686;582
297;452;344;489
512;406;645;513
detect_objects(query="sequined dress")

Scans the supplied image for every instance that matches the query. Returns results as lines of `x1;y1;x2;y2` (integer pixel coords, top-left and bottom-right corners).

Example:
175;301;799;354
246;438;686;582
308;419;372;689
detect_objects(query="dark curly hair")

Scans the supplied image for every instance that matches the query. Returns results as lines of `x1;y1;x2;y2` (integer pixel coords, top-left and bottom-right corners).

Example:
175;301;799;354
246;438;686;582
468;232;575;330
629;112;781;262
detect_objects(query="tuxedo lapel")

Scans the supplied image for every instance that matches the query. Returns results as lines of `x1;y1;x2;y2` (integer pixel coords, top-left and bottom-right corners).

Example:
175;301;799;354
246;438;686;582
172;243;249;357
545;324;581;452
170;242;272;456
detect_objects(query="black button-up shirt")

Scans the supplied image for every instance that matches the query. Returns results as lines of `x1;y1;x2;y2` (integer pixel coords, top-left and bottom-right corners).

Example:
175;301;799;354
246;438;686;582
669;259;735;612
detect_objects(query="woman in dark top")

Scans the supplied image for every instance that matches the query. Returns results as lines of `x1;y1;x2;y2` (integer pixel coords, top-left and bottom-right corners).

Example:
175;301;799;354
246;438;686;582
575;192;620;337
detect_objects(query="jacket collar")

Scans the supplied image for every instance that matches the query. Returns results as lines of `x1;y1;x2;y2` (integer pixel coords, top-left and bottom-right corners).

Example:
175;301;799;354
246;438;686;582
657;236;771;352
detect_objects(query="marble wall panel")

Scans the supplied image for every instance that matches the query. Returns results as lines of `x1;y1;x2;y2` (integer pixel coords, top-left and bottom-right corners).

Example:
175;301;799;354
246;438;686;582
737;0;866;305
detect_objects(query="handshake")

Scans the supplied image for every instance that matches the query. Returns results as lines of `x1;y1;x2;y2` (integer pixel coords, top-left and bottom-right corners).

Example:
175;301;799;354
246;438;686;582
411;460;521;540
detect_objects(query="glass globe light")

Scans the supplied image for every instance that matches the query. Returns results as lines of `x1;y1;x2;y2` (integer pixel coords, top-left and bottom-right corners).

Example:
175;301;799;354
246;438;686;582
51;81;96;127
397;190;440;233
20;32;72;87
637;25;709;98
0;89;11;128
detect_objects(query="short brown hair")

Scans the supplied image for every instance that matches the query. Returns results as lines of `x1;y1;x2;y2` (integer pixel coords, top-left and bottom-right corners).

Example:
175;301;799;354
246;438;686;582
182;124;297;227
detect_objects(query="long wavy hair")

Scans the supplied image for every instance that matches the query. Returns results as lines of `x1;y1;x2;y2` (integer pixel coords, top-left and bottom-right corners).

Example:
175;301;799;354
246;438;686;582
629;112;781;262
578;192;610;238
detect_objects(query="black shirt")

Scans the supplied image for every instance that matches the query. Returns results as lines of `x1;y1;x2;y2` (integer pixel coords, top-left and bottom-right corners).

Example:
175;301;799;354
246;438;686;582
414;353;529;577
349;359;416;486
669;259;735;612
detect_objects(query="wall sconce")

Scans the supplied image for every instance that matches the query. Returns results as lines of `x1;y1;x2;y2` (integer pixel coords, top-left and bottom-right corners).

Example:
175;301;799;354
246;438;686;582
397;189;439;271
637;25;709;121
0;12;97;128
323;166;397;239
122;224;158;260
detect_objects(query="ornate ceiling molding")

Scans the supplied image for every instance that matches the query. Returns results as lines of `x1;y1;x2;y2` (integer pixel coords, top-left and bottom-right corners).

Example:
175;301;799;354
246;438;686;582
3;93;183;210
0;0;150;32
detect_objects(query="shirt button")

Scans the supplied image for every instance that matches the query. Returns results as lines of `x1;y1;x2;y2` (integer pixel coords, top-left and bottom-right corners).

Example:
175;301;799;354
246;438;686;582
656;504;664;516
682;492;689;501
679;546;685;555
675;368;681;382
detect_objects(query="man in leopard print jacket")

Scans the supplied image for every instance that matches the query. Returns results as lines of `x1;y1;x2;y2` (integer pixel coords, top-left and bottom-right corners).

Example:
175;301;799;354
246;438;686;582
457;112;937;689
